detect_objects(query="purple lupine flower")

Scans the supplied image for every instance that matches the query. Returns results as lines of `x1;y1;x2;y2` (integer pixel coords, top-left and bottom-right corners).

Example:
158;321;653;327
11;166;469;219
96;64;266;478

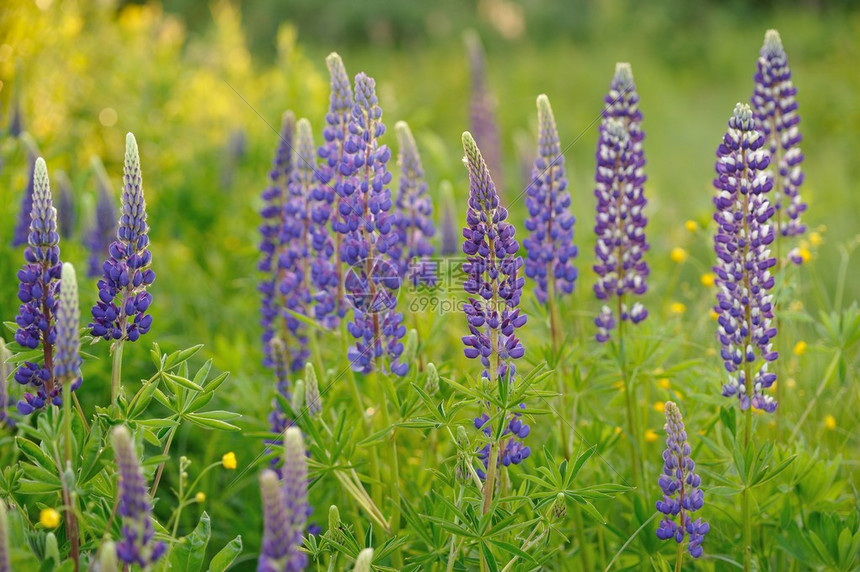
258;427;308;572
267;337;293;435
465;30;503;194
461;131;529;475
259;112;299;373
90;133;155;343
392;121;436;286
14;157;62;415
86;158;118;278
338;72;407;376
12;154;36;247
316;52;355;325
713;103;778;413
54;263;81;394
111;425;166;567
751;30;806;260
655;402;709;558
56;171;74;240
523;94;577;304
593;64;649;343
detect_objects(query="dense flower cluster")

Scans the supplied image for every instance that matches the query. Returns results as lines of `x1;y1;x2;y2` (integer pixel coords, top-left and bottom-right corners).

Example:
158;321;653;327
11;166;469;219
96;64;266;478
751;29;806;252
111;425;166;567
86;162;118;278
392;121;436;286
461;131;529;474
14;157;62;415
474;407;531;478
465;30;503;193
337;72;407;376
258;428;308;572
54;263;82;391
90;133;155;343
523;94;577;303
713;103;778;412
656;402;709;558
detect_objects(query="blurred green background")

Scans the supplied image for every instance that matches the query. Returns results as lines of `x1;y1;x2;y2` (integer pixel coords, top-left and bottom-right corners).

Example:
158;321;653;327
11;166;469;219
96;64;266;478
1;0;858;563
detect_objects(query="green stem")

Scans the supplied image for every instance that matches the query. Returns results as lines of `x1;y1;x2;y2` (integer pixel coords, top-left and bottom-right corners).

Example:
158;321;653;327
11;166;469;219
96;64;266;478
150;424;178;497
675;541;683;572
111;340;125;405
445;485;466;572
618;314;641;489
573;502;591;571
743;403;752;572
378;371;402;567
61;384;80;571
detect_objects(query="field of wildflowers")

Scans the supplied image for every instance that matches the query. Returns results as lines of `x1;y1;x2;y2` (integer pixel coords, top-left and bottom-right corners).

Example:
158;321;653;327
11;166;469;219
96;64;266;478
1;1;859;570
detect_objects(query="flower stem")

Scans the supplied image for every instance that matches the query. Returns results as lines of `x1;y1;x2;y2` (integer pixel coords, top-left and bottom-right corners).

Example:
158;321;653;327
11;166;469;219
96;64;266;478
61;386;80;571
110;340;125;405
618;310;641;489
675;541;683;572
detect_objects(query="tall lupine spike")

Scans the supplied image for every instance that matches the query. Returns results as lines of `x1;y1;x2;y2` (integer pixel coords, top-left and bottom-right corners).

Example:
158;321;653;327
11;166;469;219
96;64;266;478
461;132;529;477
752;30;806;262
89;133;155;343
12;152;36;247
317;52;355;324
259;112;299;372
54;263;81;394
0;339;12;428
713;104;778;413
258;470;291;572
392;121;436;286
0;499;9;572
86;157;118;278
338;72;407;376
655;402;709;558
438;180;459;256
303;362;321;417
56;171;75;240
353;548;374;572
111;425;166;567
523;94;577;304
464;30;503;194
593;117;649;342
14;157;62;415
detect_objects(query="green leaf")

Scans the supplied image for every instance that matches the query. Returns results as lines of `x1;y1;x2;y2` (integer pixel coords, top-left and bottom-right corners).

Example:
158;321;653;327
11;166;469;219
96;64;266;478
168;511;211;572
164;344;204;370
15;437;56;472
208;535;242;572
164;372;205;392
129;381;160;418
185;413;241;432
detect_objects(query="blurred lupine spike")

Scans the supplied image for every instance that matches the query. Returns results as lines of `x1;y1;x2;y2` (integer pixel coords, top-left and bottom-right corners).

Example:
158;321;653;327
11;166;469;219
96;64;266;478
424;362;439;395
97;540;119;572
0;338;12;428
290;380;305;415
86;156;118;278
752;29;806;252
461;132;530;476
89;133;155;343
655;402;709;558
111;425;166;567
268;337;292;433
259;112;298;375
392;121;436;286
12;152;37;247
0;500;8;572
353;548;374;572
465;30;503;194
304;362;321;417
438;180;459;255
713;103;778;413
338;72;407;376
523;94;578;304
54;263;82;393
14;156;63;415
257;428;309;571
592;112;649;342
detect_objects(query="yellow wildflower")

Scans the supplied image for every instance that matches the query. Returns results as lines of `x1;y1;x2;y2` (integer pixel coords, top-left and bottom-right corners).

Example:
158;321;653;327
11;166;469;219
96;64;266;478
670;247;688;263
809;231;822;247
786;378;797;389
799;247;812;263
700;273;715;287
40;508;61;529
195;492;206;503
685;220;698;233
789;300;804;312
613;426;622;436
793;341;807;356
645;429;659;443
824;415;836;431
653;401;665;413
670;302;686;315
657;378;671;389
222;452;237;470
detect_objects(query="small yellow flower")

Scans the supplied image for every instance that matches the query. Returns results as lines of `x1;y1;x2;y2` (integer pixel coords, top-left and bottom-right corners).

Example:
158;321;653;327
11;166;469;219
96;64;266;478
793;341;807;356
669;302;686;315
645;429;659;443
195;492;206;503
670;247;688;263
653;401;665;413
709;309;719;321
786;378;797;389
685;220;698;233
809;231;822;247
657;378;671;389
222;452;237;470
824;415;836;431
700;273;715;287
799;247;812;263
789;300;804;312
40;508;61;529
613;426;622;436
